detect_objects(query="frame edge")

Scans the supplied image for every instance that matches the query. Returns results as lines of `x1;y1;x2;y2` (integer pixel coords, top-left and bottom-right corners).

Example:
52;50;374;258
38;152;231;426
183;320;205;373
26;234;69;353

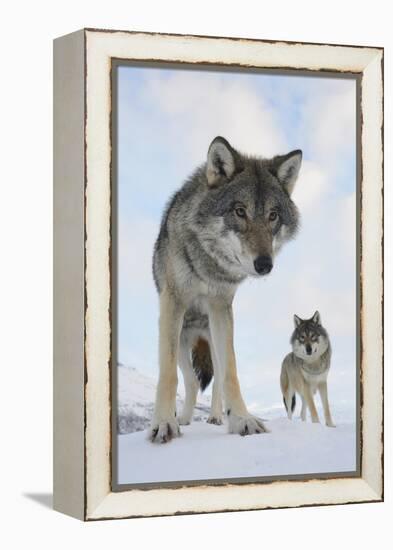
53;29;86;521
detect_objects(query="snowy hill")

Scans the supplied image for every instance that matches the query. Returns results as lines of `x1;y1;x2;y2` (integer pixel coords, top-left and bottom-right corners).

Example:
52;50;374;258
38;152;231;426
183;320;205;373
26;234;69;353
117;363;211;434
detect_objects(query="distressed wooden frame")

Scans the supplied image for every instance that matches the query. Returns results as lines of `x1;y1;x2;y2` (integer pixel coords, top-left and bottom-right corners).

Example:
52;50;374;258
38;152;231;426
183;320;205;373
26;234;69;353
53;28;383;521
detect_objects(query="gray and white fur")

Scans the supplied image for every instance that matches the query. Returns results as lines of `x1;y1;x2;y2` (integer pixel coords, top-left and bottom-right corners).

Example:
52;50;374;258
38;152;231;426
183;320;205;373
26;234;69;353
150;136;302;443
280;311;335;427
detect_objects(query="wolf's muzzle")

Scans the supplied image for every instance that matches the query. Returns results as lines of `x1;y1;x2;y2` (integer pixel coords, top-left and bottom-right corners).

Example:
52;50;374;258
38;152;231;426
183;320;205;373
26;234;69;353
253;255;273;275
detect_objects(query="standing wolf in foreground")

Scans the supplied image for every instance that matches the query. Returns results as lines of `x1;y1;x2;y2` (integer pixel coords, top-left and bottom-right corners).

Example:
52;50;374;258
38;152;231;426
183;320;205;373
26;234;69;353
280;311;335;427
150;136;302;443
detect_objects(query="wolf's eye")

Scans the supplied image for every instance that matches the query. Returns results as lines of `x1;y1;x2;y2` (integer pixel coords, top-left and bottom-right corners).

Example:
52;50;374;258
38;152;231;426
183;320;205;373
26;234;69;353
235;207;246;218
269;211;278;222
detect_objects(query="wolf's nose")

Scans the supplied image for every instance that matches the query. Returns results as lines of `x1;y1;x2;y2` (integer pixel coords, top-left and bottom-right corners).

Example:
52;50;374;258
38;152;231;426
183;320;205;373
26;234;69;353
306;345;312;355
254;255;273;275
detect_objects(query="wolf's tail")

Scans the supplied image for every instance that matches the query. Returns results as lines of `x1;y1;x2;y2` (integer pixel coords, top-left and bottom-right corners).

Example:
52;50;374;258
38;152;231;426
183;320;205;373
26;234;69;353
283;394;296;413
280;366;296;412
192;338;213;391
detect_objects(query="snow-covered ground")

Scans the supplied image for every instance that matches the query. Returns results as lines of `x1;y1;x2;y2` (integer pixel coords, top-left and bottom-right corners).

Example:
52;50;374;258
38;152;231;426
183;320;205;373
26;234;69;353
116;364;357;485
118;419;356;484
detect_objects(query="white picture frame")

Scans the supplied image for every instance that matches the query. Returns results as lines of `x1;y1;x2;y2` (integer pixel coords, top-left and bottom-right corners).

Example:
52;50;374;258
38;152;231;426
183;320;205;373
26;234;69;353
53;28;383;521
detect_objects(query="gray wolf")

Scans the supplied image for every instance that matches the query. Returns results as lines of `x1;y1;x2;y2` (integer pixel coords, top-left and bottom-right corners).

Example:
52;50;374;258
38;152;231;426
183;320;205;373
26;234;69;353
150;136;302;443
280;311;335;427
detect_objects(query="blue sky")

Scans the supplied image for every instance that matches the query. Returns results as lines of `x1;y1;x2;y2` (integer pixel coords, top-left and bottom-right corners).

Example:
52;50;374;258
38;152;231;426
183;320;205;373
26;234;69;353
116;64;357;418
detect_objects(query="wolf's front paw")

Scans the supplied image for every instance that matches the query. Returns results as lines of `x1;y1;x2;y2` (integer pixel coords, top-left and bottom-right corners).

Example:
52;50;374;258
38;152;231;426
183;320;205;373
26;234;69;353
149;418;181;443
207;415;223;425
228;413;269;436
326;420;336;428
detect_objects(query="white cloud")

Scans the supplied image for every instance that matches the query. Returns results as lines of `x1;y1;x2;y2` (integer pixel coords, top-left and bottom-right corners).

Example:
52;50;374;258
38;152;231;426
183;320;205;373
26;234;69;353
118;217;157;292
292;160;328;211
300;82;357;169
337;192;357;257
145;71;288;163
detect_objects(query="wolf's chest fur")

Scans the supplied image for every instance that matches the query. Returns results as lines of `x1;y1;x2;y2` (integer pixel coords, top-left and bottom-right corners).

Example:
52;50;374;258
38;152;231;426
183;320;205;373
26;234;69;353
294;348;331;387
300;366;329;387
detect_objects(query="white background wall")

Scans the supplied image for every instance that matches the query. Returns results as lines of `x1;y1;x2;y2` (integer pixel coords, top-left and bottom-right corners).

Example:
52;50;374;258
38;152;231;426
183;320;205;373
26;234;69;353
1;1;391;548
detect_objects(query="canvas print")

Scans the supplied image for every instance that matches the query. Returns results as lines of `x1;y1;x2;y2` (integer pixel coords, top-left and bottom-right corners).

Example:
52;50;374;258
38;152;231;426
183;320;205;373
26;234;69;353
113;64;358;487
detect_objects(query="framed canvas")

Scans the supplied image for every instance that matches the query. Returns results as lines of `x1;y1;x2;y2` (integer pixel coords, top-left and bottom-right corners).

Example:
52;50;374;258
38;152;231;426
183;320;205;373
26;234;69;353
53;28;383;521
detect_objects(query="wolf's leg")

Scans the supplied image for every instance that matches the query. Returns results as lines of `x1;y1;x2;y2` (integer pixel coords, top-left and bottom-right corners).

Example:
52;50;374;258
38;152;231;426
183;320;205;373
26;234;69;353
300;396;307;421
318;382;336;427
207;344;223;424
178;342;199;426
303;385;320;423
208;301;268;435
207;378;223;425
149;288;185;443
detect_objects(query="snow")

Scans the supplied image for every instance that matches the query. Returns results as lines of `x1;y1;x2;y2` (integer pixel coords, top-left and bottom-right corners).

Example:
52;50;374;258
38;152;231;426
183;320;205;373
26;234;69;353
118;419;356;484
116;364;357;485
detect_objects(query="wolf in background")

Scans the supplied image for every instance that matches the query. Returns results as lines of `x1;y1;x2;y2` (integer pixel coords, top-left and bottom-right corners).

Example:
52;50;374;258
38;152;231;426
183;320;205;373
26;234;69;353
150;136;302;443
280;311;335;427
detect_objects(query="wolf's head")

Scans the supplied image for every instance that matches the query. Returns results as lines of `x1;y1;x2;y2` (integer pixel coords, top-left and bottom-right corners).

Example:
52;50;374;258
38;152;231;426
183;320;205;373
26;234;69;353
290;311;329;363
197;136;302;278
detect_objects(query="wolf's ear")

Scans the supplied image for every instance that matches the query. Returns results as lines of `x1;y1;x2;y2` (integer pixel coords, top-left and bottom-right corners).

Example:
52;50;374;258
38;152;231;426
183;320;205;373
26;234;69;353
271;150;302;195
206;136;242;186
312;311;321;325
294;314;302;328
